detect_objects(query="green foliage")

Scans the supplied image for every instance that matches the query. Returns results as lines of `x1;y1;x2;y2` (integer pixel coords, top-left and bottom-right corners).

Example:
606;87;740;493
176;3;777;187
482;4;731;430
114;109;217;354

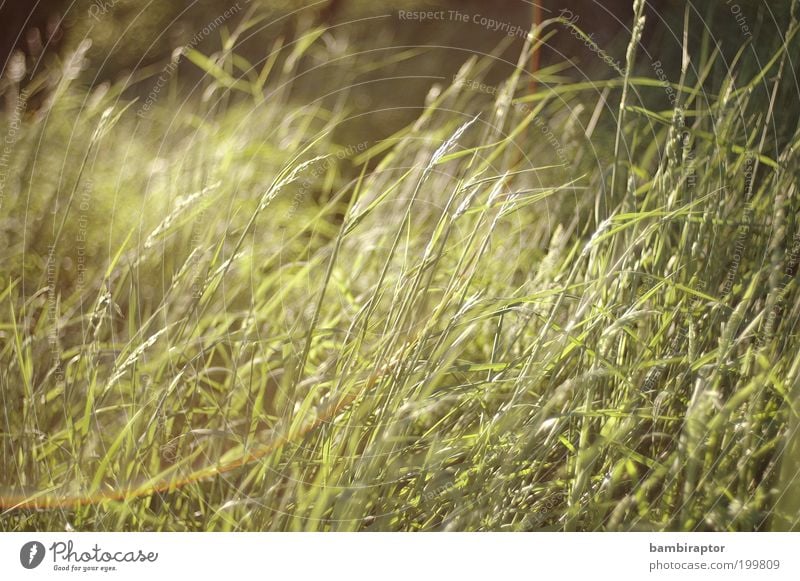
1;4;800;531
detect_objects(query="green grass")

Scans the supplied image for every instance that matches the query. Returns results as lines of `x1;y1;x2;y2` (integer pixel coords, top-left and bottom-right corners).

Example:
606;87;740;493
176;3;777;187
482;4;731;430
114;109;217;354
2;5;800;531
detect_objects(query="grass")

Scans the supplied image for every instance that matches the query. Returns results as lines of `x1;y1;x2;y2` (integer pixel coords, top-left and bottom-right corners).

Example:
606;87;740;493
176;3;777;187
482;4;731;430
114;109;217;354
2;4;800;531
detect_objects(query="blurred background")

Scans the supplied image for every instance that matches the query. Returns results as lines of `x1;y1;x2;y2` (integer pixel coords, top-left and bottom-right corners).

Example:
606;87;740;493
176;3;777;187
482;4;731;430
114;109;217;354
2;0;794;141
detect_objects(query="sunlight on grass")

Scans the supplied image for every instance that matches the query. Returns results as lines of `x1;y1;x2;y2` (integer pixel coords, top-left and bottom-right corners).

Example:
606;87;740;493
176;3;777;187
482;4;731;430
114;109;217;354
1;3;800;532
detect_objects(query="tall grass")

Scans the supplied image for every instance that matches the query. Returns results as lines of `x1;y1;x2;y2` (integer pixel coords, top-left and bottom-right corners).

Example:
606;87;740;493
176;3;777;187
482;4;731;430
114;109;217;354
1;4;800;531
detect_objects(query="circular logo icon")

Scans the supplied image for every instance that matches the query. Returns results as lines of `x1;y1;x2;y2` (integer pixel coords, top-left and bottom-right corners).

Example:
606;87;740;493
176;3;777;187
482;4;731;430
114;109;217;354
20;541;46;569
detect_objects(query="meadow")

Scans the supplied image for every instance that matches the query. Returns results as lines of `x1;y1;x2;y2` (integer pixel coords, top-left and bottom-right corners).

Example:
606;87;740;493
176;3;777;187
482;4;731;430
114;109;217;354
1;1;800;531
